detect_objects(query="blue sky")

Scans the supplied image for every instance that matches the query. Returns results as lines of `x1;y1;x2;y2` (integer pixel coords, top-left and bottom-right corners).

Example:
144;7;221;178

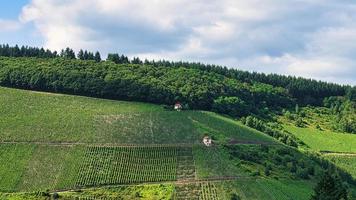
0;0;356;85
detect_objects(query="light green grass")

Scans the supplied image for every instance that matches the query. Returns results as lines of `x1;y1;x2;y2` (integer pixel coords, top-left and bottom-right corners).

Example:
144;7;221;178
0;144;35;192
285;125;356;153
0;86;272;144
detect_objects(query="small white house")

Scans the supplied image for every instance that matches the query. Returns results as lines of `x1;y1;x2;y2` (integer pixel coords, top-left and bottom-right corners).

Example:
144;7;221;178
174;102;182;111
203;136;212;146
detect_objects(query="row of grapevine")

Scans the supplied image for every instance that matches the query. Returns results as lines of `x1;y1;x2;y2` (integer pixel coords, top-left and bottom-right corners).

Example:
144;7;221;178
75;146;179;186
174;182;220;200
199;182;219;200
174;183;201;200
177;147;196;180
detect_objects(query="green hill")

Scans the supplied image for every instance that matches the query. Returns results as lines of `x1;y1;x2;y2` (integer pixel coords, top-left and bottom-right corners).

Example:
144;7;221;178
0;53;354;199
1;87;349;199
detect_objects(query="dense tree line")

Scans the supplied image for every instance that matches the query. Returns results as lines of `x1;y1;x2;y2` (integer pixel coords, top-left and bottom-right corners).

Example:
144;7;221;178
0;57;293;115
311;169;349;200
240;116;301;147
323;97;356;134
0;44;58;58
0;44;102;62
0;44;350;106
144;60;348;105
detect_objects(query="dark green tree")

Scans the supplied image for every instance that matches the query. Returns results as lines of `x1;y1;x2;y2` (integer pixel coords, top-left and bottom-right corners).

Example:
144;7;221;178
311;170;348;200
346;86;356;101
77;49;84;60
94;51;101;62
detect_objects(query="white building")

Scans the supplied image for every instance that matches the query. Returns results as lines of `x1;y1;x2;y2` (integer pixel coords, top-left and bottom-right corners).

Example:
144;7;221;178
203;136;212;146
174;102;182;111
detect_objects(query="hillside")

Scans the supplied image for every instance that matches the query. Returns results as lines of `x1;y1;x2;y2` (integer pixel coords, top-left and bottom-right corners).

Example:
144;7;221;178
0;53;354;199
1;87;353;199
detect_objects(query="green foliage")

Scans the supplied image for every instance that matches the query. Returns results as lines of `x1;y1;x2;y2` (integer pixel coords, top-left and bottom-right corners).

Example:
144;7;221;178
212;96;249;117
217;178;314;200
322;97;356;134
225;145;321;180
0;56;293;113
323;155;356;180
311;170;349;200
346;86;356;102
243;116;299;147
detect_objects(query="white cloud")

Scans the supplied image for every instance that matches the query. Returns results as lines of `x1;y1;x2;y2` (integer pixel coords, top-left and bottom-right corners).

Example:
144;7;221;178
19;0;356;85
0;19;22;32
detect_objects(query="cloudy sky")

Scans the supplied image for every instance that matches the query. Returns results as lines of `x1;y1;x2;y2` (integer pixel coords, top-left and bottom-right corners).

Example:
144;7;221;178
1;0;356;85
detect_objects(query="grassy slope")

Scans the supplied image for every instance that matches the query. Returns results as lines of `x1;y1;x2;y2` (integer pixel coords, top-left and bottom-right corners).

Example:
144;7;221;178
0;87;277;192
1;87;354;199
323;155;356;179
217;178;314;200
0;86;273;144
285;125;356;153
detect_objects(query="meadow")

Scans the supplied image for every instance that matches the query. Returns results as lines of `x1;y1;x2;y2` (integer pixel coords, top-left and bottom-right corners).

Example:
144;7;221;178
284;125;356;153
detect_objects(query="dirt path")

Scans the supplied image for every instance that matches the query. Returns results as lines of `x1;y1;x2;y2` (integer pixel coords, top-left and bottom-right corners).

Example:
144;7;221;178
0;140;280;147
321;152;356;157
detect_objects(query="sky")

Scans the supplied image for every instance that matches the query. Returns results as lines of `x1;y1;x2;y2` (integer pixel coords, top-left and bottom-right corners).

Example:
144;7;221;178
0;0;355;85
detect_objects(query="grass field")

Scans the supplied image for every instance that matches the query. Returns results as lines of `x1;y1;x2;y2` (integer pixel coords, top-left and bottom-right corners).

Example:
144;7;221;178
0;86;273;145
323;154;356;179
284;125;356;153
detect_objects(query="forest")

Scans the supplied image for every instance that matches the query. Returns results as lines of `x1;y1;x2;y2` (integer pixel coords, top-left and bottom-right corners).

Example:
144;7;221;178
0;44;354;134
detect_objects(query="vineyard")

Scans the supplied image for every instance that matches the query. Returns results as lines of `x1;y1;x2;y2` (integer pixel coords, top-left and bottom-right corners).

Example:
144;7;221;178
76;146;179;186
173;182;219;200
199;182;219;200
177;147;196;181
